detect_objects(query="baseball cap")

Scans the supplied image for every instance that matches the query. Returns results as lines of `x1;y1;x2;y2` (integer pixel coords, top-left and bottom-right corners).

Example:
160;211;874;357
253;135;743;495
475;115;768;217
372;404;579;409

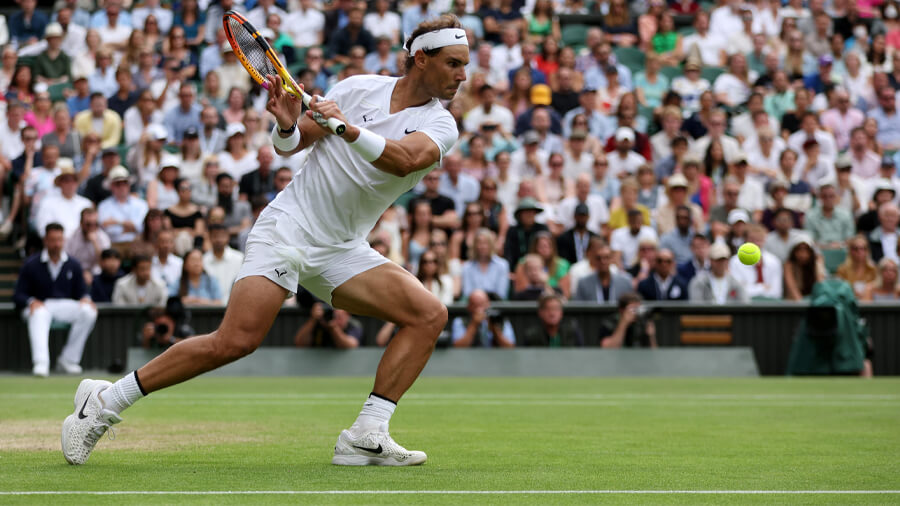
148;123;168;142
727;208;750;225
835;154;853;169
45;22;64;38
574;203;590;216
260;28;275;40
768;178;789;194
873;178;897;196
530;84;552;106
515;197;543;215
882;155;896;168
225;123;246;138
569;128;588;140
102;147;119;157
730;151;749;164
522;130;541;145
818;54;834;66
184;126;199;139
615;127;634;142
221;41;234;53
160;153;180;169
710;242;731;260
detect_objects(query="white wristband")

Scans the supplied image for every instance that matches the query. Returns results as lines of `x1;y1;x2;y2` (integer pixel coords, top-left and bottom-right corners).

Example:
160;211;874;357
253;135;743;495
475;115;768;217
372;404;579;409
348;127;386;163
271;124;301;152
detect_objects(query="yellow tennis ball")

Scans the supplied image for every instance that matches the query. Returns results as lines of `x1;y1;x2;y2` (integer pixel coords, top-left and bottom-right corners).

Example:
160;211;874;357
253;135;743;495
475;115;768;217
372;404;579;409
738;243;761;265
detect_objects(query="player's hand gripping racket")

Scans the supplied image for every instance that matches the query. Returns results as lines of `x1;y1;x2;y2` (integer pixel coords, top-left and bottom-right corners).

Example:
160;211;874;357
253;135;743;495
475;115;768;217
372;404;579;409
223;10;346;135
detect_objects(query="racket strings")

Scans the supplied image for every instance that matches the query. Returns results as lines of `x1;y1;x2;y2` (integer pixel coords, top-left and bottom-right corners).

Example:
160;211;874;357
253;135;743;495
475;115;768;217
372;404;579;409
227;17;276;78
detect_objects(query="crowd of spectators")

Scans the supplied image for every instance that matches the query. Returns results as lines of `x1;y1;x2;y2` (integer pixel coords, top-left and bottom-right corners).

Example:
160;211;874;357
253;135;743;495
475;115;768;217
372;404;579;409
7;0;900;354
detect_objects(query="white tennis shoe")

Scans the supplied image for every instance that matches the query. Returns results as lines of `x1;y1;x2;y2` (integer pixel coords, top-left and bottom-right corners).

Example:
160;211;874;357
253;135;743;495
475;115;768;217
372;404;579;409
332;424;427;466
61;379;121;465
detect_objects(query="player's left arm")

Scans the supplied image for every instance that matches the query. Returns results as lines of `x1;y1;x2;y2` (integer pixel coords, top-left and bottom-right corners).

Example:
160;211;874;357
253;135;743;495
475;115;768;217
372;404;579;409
308;95;456;177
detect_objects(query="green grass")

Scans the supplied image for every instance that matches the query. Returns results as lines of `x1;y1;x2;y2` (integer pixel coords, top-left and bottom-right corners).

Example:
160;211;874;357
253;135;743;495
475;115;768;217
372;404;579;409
1;377;899;505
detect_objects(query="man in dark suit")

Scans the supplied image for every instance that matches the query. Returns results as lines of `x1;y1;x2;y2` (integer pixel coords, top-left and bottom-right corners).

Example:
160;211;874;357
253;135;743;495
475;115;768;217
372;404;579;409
573;242;634;303
677;233;711;283
13;223;97;377
637;248;689;301
556;203;597;265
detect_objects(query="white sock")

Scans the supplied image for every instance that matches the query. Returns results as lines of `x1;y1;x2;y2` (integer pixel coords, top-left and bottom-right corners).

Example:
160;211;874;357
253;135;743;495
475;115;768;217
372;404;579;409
350;393;396;434
99;371;146;414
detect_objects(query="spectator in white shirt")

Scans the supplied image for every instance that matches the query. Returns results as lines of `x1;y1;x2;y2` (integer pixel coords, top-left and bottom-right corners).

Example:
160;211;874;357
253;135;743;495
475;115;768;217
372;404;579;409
463;83;515;134
787;112;838;162
681;11;726;67
729;225;783;300
151;228;183;294
35;163;93;239
112;254;169;306
510;131;549;180
202;224;244;302
607;127;647;179
247;0;287;34
610;209;658;267
285;0;325;47
97;166;148;244
363;0;400;45
490;25;523;74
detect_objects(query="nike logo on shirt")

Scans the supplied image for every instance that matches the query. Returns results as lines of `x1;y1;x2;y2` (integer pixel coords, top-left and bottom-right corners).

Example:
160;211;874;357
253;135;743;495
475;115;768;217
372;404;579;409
404;128;416;134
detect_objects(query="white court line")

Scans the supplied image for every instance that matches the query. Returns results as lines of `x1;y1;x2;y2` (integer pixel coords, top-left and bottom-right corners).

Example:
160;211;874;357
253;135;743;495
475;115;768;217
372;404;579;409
2;490;900;496
2;393;898;401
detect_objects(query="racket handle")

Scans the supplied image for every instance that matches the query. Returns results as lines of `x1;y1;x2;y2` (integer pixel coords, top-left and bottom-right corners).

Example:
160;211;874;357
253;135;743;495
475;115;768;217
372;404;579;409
298;92;346;136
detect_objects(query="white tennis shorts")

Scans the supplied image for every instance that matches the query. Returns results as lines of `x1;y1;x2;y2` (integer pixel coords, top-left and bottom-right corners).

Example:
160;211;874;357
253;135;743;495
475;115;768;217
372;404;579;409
235;206;389;304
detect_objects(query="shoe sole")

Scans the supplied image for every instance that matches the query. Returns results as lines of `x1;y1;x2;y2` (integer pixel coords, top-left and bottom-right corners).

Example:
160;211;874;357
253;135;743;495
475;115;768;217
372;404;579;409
331;454;427;466
61;379;101;465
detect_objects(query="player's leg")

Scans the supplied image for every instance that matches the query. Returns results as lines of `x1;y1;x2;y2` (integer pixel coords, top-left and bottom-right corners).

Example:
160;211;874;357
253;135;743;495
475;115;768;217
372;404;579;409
329;261;447;466
61;276;287;465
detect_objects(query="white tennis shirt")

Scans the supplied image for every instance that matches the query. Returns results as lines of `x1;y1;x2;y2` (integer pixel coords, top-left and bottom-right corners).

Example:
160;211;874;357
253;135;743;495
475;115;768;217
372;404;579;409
269;75;458;246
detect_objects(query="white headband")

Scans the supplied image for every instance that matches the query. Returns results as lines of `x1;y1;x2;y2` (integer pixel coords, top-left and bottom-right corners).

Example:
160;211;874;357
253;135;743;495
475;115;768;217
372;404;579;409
408;28;468;55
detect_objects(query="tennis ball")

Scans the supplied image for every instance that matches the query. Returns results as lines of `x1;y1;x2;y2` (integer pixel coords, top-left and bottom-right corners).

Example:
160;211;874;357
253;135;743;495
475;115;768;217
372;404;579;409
738;242;761;265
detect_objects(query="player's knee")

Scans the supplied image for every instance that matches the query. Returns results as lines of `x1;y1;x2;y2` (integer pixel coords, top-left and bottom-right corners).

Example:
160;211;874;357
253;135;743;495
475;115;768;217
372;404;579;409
420;300;448;335
210;329;261;362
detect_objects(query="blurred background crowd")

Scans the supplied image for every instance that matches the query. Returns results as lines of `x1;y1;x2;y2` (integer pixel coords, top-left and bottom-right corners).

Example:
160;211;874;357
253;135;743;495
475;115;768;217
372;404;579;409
5;0;900;352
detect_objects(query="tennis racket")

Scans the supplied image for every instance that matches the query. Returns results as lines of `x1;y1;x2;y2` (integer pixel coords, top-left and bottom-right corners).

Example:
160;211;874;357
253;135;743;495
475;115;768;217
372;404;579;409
223;10;346;135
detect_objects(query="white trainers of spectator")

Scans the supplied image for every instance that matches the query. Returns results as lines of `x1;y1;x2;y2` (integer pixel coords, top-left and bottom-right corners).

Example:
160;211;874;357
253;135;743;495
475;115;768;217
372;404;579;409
56;358;83;375
61;379;121;465
32;363;49;378
332;423;427;466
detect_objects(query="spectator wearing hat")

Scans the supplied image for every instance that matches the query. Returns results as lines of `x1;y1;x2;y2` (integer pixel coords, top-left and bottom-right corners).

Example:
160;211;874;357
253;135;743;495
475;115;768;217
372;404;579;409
805;179;855;254
89;248;124;302
859;159;900;217
73;93;121;148
637;247;688;301
34;23;71;86
218;123;257;180
107;67;140;118
504;197;549;269
464;84;515;135
217;42;253;94
765;207;808;263
868;202;900;264
98;165;148;247
611;208;658;267
573;242;633;303
35;160;92;239
14;223;96;377
730;225;784;300
820;89;864;152
9;0;49;46
671;60;711;115
66;208;111;281
688;242;748;304
803;53;835;94
509;130;549;180
522;294;583;347
562;129;594;179
112;254;169;306
439;154;480;216
660;204;696;264
146;154;180;210
725;208;751;252
163;83;203;144
555;202;598;264
607;128;646;179
656;174;704;236
513;92;563;138
127;122;168;188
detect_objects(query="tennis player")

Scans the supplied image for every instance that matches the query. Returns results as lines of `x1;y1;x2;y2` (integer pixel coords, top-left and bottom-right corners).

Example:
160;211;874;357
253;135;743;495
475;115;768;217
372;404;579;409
62;15;468;467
